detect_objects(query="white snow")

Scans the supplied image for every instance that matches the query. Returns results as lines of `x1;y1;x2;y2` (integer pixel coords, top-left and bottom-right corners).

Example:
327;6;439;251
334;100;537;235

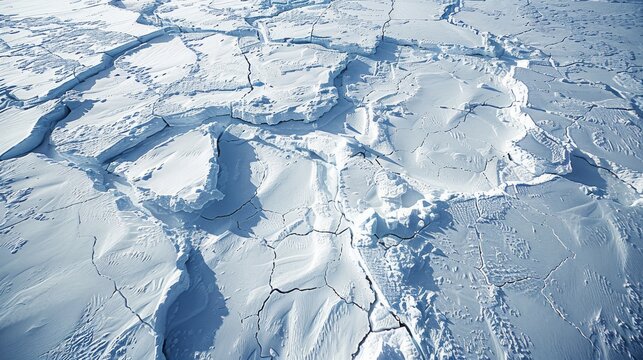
112;124;224;211
231;42;348;124
0;154;185;360
1;0;642;359
0;100;68;160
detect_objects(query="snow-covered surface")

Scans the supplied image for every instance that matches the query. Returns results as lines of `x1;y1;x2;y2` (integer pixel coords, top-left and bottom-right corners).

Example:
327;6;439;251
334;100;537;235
1;0;642;359
0;154;184;360
111;124;224;211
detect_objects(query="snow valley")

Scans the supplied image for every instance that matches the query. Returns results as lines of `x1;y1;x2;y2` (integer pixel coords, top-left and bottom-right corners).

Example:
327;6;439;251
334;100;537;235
0;0;642;359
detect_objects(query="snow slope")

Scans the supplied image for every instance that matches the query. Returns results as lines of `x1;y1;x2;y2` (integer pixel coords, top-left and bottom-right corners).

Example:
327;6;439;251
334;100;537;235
1;0;642;359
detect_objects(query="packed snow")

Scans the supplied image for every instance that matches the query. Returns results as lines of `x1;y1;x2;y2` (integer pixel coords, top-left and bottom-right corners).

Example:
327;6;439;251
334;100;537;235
1;0;642;359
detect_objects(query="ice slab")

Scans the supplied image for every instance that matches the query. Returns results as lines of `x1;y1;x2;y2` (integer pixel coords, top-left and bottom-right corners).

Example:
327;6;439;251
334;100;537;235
50;36;196;163
258;0;391;55
0;0;163;104
232;42;348;124
112;124;224;211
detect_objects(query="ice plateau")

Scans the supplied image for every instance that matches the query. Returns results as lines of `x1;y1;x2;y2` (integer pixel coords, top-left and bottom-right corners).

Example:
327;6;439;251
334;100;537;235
0;0;642;359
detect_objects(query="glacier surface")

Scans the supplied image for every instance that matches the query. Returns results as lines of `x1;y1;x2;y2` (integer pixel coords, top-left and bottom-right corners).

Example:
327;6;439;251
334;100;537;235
0;0;642;359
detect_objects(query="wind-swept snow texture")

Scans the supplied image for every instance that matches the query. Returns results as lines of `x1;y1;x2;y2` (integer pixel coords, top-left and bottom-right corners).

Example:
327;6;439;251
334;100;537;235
1;0;642;359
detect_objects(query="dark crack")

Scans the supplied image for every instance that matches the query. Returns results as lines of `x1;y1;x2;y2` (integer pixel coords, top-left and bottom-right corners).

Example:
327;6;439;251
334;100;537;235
90;236;154;331
571;154;639;193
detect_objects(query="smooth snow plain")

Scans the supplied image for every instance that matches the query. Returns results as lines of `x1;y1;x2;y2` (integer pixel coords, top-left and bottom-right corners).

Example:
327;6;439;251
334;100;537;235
0;0;642;359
